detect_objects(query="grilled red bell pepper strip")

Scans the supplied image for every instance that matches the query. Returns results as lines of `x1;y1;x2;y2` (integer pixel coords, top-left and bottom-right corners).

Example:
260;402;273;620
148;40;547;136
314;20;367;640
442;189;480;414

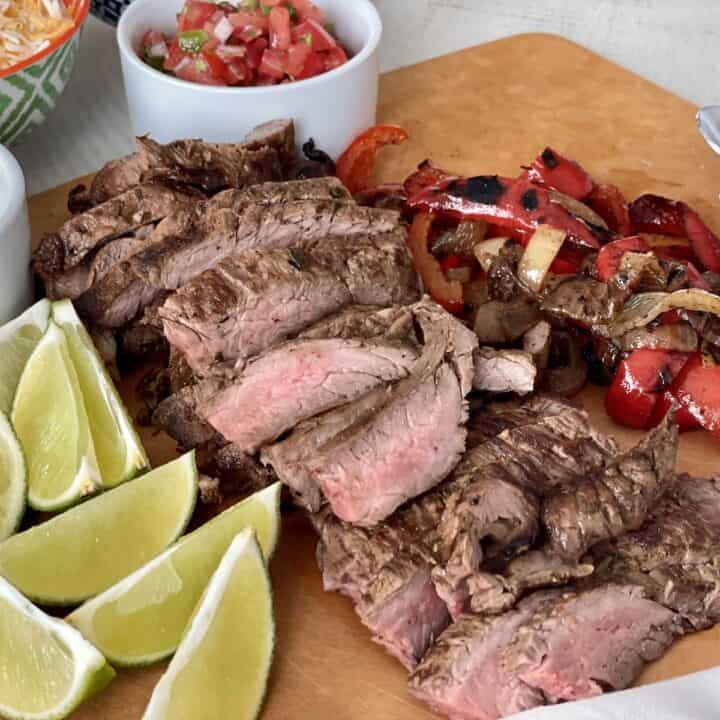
660;352;720;437
586;183;632;236
403;160;456;199
524;147;595;200
596;236;650;281
335;125;410;195
605;349;691;429
406;213;464;314
630;194;720;273
407;175;608;249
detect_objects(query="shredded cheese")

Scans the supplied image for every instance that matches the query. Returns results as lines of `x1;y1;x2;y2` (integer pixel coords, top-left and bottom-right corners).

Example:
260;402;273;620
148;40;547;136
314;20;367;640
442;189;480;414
0;0;75;71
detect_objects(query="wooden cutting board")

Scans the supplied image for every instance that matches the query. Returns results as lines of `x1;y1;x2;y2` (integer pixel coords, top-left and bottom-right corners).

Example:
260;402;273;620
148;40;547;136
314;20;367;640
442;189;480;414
28;33;720;719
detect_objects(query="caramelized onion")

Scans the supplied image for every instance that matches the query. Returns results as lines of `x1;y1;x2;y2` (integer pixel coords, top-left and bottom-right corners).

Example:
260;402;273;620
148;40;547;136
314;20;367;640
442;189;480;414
517;225;567;293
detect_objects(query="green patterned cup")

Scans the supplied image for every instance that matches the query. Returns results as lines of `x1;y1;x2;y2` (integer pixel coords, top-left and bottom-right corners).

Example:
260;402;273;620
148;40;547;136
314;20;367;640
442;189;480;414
0;0;90;147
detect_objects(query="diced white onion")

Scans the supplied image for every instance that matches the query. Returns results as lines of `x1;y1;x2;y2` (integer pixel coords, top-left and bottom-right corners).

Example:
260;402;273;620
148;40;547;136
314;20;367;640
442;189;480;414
214;15;234;44
474;237;510;272
148;42;167;58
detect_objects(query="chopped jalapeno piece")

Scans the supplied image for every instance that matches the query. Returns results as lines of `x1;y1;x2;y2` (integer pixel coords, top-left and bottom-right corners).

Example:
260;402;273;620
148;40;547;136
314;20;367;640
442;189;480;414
179;29;210;53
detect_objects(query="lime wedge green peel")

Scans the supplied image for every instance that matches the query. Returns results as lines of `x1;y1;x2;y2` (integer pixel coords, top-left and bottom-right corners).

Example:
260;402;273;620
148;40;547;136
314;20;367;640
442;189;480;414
0;452;198;605
0;410;26;541
11;320;101;512
0;299;50;415
142;529;274;720
53;299;149;489
67;482;281;667
0;575;114;720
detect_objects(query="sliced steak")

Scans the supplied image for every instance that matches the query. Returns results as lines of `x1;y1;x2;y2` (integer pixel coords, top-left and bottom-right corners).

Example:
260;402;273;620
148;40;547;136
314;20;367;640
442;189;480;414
265;298;477;525
67;121;293;213
591;475;720;630
504;585;678;703
410;586;677;720
77;198;401;328
297;304;415;342
542;411;679;561
159;229;419;373
199;337;418;453
314;498;450;670
409;594;549;720
432;410;617;618
34;183;202;279
473;348;536;395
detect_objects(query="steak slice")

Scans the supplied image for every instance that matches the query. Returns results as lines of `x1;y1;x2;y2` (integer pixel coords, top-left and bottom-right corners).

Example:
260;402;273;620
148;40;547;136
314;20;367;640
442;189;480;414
265;298;478;525
34;182;202;279
158;229;419;373
70;134;286;213
432;409;617;618
77;198;401;328
591;475;720;630
156;305;415;453
201;338;418;453
409;594;549;720
297;304;415;342
473;348;536;395
504;585;678;703
240;118;296;166
410;586;678;720
314;497;450;670
542;410;679;561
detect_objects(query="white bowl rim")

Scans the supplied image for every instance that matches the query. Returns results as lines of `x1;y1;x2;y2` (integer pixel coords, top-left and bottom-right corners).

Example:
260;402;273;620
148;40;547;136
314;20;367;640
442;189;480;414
0;145;25;229
117;0;382;96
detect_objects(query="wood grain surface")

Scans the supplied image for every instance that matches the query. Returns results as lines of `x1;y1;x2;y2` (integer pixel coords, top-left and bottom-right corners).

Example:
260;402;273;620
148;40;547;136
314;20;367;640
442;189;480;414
28;33;720;719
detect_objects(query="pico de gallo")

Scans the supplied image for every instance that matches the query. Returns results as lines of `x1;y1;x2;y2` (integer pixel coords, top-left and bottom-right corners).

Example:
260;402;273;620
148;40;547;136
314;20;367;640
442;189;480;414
334;125;720;443
141;0;349;87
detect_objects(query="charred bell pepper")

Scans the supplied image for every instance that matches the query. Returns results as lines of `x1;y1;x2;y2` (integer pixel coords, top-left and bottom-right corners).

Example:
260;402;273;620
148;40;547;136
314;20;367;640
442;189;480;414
605;349;691;429
406;212;464;314
587;183;632;236
407;175;608;249
335;125;410;195
630;194;720;273
524;147;595;200
596;236;650;282
403;160;456;199
651;352;720;437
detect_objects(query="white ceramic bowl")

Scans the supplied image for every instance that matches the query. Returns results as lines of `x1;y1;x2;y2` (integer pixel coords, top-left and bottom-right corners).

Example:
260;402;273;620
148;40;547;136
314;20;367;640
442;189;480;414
0;146;32;324
117;0;382;159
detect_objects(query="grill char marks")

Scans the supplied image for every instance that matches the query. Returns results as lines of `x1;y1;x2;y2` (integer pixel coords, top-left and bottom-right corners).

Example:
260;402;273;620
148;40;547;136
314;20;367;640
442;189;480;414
542;410;679;561
158;228;419;375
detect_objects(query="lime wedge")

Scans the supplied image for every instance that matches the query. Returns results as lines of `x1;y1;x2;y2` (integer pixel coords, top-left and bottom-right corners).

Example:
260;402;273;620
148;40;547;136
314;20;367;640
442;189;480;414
142;529;274;720
0;575;114;720
0;410;26;541
67;482;281;667
0;299;51;415
0;453;198;605
11;320;101;512
53;300;149;489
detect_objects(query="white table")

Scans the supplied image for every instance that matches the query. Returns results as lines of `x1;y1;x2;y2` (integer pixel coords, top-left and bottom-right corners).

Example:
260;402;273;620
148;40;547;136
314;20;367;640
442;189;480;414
13;0;720;195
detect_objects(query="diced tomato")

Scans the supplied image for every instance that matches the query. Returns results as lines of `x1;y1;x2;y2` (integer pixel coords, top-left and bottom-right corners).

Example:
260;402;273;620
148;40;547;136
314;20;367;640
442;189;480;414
284;41;311;77
173;51;227;85
295;48;324;79
525;147;595;200
164;38;189;72
605;349;690;429
595;236;650;282
245;37;268;69
407;213;464;314
665;353;720;438
323;45;348;72
228;11;269;33
586;183;632;236
293;19;337;51
259;47;287;79
291;0;326;23
269;6;292;49
178;1;217;31
225;58;250;85
336;125;410;195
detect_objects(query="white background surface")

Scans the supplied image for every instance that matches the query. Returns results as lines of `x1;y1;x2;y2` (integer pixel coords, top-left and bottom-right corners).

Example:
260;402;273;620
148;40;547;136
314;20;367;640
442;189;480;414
12;0;720;195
